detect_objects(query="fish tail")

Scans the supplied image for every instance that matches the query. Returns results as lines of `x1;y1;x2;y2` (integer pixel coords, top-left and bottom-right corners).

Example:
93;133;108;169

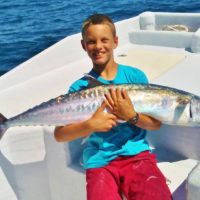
0;113;8;140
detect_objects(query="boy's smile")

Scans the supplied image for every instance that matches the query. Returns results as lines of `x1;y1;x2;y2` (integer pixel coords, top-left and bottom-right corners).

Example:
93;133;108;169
81;24;118;68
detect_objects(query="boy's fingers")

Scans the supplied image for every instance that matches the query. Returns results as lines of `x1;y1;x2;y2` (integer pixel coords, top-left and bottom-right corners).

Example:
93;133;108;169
97;100;107;111
108;114;117;121
99;100;115;112
104;94;114;107
111;120;118;126
103;98;113;112
116;88;123;99
110;88;117;103
122;89;130;100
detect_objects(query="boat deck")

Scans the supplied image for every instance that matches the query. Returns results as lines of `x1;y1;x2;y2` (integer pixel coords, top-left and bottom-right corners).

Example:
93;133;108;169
0;12;200;200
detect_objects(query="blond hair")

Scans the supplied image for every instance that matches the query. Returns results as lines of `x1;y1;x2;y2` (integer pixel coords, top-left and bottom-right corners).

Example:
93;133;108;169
81;14;116;38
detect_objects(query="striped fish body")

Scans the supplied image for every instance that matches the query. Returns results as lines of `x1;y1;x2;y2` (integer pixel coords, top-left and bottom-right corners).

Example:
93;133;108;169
1;84;200;139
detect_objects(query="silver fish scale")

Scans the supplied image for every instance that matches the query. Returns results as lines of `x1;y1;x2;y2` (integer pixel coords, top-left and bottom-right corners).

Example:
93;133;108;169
63;84;195;126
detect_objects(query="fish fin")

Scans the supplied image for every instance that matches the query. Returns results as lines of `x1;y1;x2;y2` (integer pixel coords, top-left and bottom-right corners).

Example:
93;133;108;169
84;73;104;88
0;113;8;140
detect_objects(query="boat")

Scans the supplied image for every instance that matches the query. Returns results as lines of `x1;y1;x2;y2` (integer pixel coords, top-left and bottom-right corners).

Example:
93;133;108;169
0;11;200;200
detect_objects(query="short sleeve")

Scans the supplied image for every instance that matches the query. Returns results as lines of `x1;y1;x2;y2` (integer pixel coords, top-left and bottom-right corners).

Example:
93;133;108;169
120;65;149;84
134;68;149;84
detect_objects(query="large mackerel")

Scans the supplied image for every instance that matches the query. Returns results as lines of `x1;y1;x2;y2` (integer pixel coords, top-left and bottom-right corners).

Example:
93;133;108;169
0;83;200;139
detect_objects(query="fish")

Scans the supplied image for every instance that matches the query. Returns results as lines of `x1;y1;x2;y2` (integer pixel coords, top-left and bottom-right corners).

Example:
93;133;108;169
0;82;200;140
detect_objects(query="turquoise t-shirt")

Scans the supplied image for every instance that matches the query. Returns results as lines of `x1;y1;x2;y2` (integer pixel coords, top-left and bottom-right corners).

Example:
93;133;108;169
69;64;150;169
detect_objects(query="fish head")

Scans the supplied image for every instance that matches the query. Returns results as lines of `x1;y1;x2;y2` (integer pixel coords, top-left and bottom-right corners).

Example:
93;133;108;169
190;95;200;126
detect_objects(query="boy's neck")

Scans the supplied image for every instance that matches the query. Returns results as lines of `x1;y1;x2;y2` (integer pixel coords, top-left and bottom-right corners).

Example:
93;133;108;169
92;62;118;81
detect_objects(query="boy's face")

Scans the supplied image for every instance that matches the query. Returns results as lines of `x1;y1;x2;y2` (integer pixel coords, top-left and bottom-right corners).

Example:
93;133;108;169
81;24;118;67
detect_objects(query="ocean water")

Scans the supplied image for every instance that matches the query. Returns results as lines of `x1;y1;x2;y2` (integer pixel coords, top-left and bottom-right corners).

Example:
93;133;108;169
0;0;200;75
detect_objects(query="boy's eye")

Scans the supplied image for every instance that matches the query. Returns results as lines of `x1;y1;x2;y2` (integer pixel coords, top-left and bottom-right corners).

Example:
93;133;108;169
102;38;109;43
87;40;95;45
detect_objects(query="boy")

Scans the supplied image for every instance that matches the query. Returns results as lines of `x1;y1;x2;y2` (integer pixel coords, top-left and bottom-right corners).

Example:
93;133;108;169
54;14;171;200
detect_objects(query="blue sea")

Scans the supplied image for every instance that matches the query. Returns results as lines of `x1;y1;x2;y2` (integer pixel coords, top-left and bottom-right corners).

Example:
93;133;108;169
0;0;200;76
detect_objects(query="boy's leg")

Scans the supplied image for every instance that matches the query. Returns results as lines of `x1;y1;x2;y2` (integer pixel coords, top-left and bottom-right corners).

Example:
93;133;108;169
120;152;172;200
86;167;122;200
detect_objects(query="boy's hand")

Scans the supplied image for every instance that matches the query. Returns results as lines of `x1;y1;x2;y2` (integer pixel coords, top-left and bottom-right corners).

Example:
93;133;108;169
104;88;136;121
87;101;118;132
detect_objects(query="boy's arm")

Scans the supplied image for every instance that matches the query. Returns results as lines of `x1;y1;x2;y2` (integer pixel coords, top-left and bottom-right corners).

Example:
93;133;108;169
130;113;161;130
54;122;93;142
54;101;117;142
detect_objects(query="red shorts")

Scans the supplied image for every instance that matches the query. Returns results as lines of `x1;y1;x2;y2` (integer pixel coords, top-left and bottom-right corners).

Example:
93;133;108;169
86;151;172;200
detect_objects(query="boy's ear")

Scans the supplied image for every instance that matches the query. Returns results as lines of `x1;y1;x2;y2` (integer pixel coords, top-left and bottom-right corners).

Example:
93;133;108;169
114;36;119;49
81;39;86;51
